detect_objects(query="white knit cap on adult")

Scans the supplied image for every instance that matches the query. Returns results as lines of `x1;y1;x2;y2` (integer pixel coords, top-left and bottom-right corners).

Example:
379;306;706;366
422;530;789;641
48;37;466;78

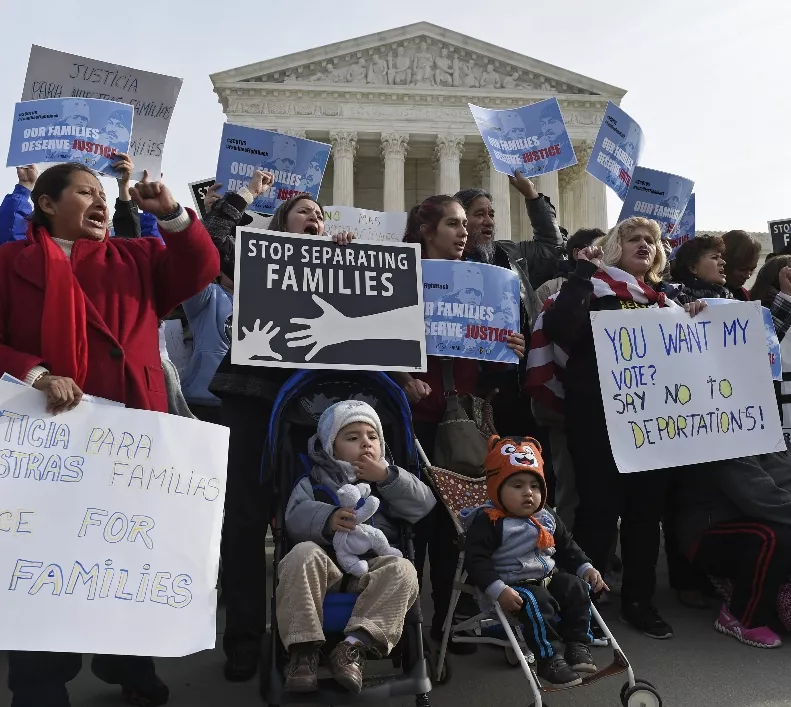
317;400;385;459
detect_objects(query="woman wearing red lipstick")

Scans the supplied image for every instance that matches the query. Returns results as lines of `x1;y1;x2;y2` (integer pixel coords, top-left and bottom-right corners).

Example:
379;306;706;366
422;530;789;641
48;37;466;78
0;162;218;707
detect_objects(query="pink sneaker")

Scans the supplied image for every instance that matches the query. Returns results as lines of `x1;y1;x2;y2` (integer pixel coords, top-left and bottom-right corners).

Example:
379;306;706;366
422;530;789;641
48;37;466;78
715;605;782;648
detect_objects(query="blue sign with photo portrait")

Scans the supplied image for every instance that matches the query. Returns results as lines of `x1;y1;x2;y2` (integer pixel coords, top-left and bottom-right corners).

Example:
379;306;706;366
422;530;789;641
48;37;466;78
668;194;696;258
421;260;519;363
586;101;644;200
469;98;577;178
215;124;331;216
618;166;695;239
6;97;134;179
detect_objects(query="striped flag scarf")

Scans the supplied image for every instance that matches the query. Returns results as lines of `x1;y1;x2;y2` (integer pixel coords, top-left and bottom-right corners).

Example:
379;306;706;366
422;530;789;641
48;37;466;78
525;265;678;413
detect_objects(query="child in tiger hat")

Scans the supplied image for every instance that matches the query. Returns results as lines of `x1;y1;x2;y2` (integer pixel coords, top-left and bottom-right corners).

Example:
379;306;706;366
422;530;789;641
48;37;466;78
463;436;608;687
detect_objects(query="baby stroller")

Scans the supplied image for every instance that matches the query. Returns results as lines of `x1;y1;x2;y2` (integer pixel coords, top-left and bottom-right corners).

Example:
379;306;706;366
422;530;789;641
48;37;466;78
260;370;432;707
418;444;663;707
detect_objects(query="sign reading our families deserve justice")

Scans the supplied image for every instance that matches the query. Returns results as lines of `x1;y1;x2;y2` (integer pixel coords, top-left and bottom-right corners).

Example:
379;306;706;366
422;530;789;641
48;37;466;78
22;46;182;180
469;98;576;177
421;260;519;363
215;125;331;215
592;302;785;474
232;229;426;371
7;98;134;179
0;382;228;657
668;194;696;257
586;101;644;200
618;166;694;239
323;206;407;243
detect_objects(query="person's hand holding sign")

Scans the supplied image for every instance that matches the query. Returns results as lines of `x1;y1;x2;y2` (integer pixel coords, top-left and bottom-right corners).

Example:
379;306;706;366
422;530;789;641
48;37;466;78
577;245;604;269
506;332;526;359
114;153;134;200
249;170;274;197
236;320;282;361
204;183;223;213
32;374;83;415
508;169;539;200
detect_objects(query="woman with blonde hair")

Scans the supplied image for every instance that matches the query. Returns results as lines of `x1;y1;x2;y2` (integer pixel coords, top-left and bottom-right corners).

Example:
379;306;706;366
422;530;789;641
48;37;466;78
527;216;705;640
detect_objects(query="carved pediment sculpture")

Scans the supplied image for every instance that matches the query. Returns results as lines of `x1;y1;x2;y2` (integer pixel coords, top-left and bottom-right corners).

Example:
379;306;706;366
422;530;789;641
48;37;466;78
247;37;593;94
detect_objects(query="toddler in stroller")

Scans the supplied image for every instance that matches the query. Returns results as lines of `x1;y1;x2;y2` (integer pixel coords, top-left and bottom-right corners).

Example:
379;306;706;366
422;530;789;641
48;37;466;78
274;393;435;697
463;436;607;687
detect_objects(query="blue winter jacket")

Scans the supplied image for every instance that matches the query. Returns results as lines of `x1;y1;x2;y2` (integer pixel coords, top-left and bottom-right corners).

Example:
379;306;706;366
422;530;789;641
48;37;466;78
180;283;233;406
0;185;32;244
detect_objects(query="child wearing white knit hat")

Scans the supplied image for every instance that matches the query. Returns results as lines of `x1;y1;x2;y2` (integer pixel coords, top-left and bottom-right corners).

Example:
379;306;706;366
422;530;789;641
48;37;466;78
277;400;435;695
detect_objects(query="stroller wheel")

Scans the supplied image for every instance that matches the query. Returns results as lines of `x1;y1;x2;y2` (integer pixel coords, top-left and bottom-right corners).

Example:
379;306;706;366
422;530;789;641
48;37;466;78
623;683;662;707
621;679;656;704
504;646;522;667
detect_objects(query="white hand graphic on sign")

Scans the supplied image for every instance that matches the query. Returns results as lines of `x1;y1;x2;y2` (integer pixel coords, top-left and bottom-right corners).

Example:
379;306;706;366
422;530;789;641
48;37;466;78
285;295;423;362
236;319;282;361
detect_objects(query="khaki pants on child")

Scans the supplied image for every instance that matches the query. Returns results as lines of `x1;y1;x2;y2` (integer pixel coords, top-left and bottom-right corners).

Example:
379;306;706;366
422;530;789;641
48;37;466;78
276;541;419;655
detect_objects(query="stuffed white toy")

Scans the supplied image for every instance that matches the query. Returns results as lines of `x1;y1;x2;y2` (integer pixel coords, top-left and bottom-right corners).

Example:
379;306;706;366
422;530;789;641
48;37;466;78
333;483;403;577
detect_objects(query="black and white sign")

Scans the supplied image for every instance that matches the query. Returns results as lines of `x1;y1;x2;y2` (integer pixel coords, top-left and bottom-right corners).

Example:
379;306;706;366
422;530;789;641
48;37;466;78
188;178;215;219
769;218;791;254
232;229;426;371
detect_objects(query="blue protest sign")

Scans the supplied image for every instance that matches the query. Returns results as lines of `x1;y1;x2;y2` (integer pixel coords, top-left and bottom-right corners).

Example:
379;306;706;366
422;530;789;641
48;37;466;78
618;167;694;239
469;98;576;177
586;101;644;200
422;260;519;363
215;124;331;215
6;97;133;178
668;194;695;257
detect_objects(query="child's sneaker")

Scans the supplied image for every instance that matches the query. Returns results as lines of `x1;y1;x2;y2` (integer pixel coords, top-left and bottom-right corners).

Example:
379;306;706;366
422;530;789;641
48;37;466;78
536;655;582;687
284;648;319;692
714;605;782;649
328;641;366;693
564;642;597;673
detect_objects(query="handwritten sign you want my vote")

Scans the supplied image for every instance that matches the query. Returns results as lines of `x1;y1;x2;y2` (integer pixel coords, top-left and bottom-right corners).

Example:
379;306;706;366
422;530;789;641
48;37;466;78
23;46;182;180
323;205;407;243
232;229;426;372
591;302;784;474
0;382;228;657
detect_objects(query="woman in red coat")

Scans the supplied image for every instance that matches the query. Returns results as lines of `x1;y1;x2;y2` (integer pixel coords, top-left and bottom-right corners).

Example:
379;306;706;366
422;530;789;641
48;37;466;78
3;162;219;707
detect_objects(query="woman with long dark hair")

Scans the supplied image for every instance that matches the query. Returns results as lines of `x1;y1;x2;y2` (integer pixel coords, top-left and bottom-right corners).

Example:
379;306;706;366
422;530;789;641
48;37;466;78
204;182;353;682
1;162;218;707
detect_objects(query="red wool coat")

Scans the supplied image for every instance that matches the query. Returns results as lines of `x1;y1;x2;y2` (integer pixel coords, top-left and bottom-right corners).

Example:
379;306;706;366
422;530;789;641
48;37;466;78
0;211;219;412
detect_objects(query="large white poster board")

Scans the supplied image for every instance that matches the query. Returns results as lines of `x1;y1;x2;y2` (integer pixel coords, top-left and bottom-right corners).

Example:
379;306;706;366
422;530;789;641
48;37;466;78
0;382;228;656
22;46;183;180
323;206;407;243
591;302;785;473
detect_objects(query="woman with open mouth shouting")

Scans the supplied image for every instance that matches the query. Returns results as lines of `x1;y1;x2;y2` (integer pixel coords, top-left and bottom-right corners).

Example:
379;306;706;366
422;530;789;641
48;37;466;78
0;161;219;707
203;176;356;683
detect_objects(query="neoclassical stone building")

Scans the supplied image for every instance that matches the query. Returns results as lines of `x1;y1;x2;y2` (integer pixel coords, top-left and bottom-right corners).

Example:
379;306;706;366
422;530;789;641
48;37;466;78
211;22;628;239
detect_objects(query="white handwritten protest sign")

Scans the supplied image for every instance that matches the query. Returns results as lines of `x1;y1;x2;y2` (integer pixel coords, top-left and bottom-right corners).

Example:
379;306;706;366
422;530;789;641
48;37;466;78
592;302;784;474
323;206;407;243
0;382;228;656
22;46;183;180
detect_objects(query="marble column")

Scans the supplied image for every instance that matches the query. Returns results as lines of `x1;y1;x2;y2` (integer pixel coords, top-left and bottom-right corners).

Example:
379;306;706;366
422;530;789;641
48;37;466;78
381;132;409;212
489;163;512;241
329;131;357;206
434;134;464;195
533;172;561;217
558;168;580;237
474;154;491;193
581;175;608;232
